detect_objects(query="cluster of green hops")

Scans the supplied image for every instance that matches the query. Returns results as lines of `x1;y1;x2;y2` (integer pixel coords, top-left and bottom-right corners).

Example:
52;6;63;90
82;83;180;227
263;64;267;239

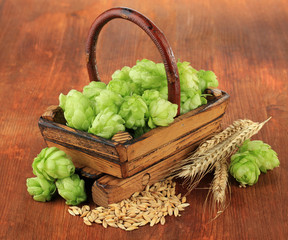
58;59;219;139
26;147;86;205
229;140;280;186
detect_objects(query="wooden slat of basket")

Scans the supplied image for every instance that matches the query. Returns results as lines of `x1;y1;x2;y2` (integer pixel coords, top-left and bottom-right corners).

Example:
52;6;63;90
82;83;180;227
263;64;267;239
124;94;228;161
73;162;104;179
123;96;228;177
45;142;124;178
41;105;66;124
39;112;119;160
92;139;202;207
126;116;223;176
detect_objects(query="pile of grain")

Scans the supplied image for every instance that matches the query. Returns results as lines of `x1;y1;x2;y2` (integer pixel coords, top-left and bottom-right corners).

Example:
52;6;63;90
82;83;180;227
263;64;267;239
68;178;189;231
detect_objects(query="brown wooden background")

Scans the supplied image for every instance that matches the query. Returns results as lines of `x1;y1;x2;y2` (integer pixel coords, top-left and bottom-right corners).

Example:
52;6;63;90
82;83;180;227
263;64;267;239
0;0;287;239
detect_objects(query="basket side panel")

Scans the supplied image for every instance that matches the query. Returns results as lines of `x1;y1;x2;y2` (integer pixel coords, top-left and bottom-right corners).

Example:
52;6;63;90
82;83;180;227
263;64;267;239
45;141;123;178
125;96;229;176
38;119;125;178
38;119;120;160
92;140;201;207
126;116;222;176
126;95;228;160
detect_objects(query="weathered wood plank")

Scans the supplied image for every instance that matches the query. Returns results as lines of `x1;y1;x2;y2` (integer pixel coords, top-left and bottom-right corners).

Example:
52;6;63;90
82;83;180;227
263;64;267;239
39;117;120;160
41;105;66;124
125;93;229;162
126;116;223;176
92;140;201;207
45;141;123;178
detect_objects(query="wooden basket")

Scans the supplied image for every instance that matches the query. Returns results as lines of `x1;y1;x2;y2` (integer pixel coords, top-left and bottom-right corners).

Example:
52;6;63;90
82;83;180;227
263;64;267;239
38;7;229;206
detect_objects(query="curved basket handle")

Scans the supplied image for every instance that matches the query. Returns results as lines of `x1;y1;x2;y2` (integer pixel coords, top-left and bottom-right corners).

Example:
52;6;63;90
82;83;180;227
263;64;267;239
86;7;181;115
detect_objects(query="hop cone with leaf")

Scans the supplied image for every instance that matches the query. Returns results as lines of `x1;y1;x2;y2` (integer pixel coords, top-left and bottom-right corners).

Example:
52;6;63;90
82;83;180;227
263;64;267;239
82;81;106;100
129;59;167;90
197;69;219;93
94;89;123;114
142;89;161;106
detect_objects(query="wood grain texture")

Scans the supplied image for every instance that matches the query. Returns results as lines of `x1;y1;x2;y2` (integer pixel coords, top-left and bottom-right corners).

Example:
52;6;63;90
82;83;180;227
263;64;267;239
0;0;287;239
126;115;224;176
125;93;228;162
92;139;207;207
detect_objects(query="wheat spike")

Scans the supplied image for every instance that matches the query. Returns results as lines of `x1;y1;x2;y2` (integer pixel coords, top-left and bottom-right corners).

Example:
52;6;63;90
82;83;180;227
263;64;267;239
194;119;254;157
204;158;230;221
212;159;229;204
171;118;270;192
172;119;255;174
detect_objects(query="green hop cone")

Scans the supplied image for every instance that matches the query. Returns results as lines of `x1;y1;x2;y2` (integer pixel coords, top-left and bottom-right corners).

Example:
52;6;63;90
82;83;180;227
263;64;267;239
119;95;148;130
112;66;142;95
177;61;199;93
32;147;75;181
142;89;161;106
56;174;87;205
180;91;206;115
112;66;132;81
26;177;56;202
59;90;95;131
197;70;219;93
238;139;280;173
229;152;261;186
82;81;106;100
59;93;67;110
148;98;178;129
158;86;168;100
129;59;167;90
94;89;123;114
88;109;125;139
107;79;133;97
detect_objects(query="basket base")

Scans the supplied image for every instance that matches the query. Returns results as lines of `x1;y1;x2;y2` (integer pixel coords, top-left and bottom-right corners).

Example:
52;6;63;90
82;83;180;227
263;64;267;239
91;137;213;207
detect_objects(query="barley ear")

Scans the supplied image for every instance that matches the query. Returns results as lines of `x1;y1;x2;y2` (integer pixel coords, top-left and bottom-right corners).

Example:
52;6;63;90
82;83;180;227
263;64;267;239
203;158;231;221
169;118;270;194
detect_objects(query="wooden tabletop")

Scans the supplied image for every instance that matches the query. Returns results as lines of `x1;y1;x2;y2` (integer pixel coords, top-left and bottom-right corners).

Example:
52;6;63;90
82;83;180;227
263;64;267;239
0;0;287;239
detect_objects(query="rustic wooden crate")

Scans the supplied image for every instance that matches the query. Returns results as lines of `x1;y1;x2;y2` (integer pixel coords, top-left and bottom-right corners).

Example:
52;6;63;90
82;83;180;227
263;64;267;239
38;7;230;206
39;90;229;178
